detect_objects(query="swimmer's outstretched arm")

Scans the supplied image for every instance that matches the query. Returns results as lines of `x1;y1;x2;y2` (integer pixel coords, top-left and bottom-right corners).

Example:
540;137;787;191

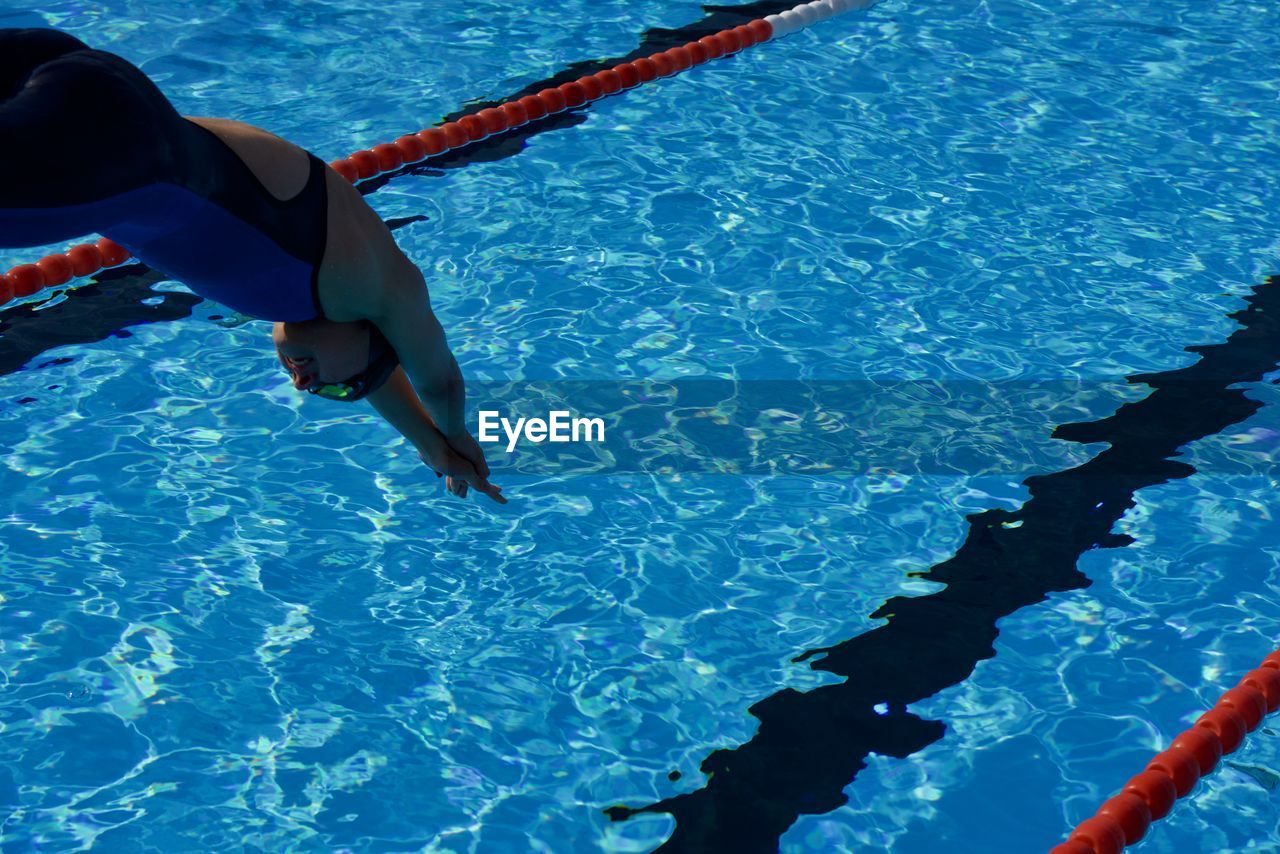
366;365;506;504
364;262;497;477
310;160;495;495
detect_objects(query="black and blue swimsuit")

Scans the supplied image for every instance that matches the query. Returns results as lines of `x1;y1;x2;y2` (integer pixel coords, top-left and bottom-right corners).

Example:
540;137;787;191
0;27;331;322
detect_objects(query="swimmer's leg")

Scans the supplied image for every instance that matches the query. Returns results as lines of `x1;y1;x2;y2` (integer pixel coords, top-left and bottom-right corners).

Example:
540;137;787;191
0;28;190;246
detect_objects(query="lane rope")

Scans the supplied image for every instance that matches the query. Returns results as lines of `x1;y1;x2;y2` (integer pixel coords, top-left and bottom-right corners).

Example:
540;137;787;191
1052;649;1280;854
0;0;873;308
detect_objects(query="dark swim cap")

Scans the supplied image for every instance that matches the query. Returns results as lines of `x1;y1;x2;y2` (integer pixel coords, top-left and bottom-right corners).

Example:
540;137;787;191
358;323;401;396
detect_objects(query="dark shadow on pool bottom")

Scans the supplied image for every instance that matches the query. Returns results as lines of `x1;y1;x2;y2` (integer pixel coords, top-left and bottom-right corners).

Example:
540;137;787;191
0;265;194;396
605;274;1280;852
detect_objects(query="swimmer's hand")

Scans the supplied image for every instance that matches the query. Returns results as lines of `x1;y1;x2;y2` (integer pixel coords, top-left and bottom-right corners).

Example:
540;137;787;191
443;427;492;479
418;446;506;505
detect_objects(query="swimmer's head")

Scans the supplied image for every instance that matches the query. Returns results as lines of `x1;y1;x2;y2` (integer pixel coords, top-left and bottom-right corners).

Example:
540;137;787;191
272;318;400;402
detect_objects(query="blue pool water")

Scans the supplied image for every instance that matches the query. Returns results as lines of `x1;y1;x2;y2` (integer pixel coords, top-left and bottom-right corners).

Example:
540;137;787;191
3;0;1280;851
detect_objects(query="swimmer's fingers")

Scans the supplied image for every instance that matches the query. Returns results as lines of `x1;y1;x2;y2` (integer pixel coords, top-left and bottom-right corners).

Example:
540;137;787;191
421;447;506;504
445;476;468;498
444;472;506;504
467;474;507;505
448;456;504;504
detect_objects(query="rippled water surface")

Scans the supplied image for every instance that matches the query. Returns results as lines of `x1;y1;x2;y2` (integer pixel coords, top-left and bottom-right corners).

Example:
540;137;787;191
3;0;1280;851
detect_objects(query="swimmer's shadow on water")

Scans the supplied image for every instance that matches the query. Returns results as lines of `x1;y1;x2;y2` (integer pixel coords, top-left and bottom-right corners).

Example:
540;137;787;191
0;265;194;400
607;275;1280;853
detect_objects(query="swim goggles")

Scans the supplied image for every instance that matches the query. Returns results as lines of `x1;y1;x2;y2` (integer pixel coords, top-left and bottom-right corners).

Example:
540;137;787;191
305;338;399;402
307;376;369;401
304;326;401;403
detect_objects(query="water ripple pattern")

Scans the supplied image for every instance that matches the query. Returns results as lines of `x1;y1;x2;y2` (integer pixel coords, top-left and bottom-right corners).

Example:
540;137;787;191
2;0;1280;851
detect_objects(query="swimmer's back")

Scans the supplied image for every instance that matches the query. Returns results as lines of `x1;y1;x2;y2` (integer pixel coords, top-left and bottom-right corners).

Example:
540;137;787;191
0;28;331;321
183;116;312;203
176;116;416;325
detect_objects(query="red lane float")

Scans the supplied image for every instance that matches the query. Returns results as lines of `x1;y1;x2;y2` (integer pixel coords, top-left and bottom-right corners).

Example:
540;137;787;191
2;237;131;305
0;0;873;309
1052;651;1280;853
